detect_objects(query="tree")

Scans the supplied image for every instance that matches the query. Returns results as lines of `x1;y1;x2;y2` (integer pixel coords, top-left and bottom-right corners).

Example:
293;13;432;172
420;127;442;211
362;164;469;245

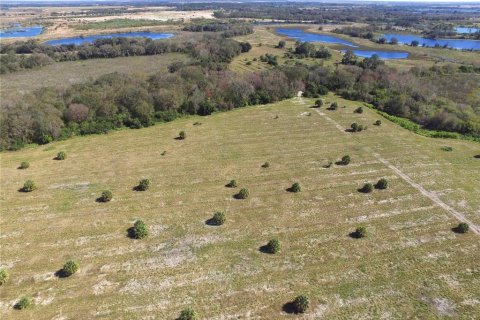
292;295;310;313
236;188;249;199
178;131;186;140
314;99;323;108
341;49;357;65
390;37;399;45
277;40;286;49
0;268;8;285
354;226;368;238
376;178;388;189
456;222;469;233
374;120;382;126
212;211;226;226
99;190;112;202
411;40;419;47
21;180;36;192
266;239;280;253
329;102;338;110
341;155;351;165
132;220;148;239
378;37;387;44
354;107;363;114
289;182;301;193
62;260;79;276
136;179;150;191
179;308;198;320
360;183;373;193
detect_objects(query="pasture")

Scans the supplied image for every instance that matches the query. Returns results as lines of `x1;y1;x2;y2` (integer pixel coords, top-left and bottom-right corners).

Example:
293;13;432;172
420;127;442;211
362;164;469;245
1;93;479;319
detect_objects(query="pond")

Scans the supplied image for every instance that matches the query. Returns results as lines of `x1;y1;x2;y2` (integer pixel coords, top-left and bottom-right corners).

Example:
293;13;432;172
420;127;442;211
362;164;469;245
0;25;43;38
455;26;480;34
43;32;174;46
341;50;409;59
382;33;480;50
276;28;357;47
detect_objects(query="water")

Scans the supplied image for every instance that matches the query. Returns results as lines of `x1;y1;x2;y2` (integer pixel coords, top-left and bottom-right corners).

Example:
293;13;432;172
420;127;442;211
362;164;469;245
276;28;358;47
341;50;409;59
0;25;42;38
43;32;174;46
382;33;480;50
455;27;480;34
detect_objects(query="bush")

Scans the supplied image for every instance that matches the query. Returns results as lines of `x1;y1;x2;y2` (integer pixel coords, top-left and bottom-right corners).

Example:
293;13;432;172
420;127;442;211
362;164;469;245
261;162;270;168
99;190;112;202
360;183;373;193
137;178;150;191
0;268;9;285
132;220;148;239
56;151;67;160
314;99;323;108
266;239;280;253
350;122;365;132
178;131;186;140
329;102;338;110
441;146;453;152
19;161;30;169
376;178;388;189
212;211;226;226
354;226;368;238
179;308;198;320
226;180;237;188
456;222;469;233
374;120;382;126
292;295;310;313
341;155;351;165
289;182;301;193
62;260;79;276
354;107;363;114
15;297;32;310
236;188;249;199
21;180;36;192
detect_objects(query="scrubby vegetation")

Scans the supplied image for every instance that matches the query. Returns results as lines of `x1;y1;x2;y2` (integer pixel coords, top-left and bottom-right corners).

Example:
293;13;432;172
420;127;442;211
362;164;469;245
340;155;351;165
15;297;32;310
376;178;388;190
226;179;237;188
266;239;280;254
354;226;368;238
62;260;79;277
359;183;373;193
289;182;301;193
19;161;30;169
456;222;470;234
136;178;150;191
236;188;250;199
211;211;226;226
21;180;36;192
55;151;67;160
132;220;148;239
292;294;310;313
0;268;9;285
178;307;198;320
99;190;113;202
261;162;270;168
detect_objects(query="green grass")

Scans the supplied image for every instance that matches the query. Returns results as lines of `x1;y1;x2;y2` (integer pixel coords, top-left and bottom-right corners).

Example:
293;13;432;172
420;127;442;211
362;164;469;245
1;94;479;318
72;19;178;30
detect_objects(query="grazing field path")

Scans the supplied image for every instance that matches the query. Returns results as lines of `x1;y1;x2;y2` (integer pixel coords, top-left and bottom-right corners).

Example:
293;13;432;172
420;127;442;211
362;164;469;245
311;103;480;235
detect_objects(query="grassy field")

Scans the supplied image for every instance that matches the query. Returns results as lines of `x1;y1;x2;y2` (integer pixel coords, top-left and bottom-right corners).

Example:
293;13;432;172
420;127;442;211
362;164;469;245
1;93;479;319
0;53;188;102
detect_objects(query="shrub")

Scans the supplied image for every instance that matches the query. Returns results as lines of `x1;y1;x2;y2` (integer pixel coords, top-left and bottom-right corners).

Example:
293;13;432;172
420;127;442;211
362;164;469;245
0;268;9;285
374;120;382;126
179;308;198;320
456;222;469;234
21;180;36;192
355;226;368;238
62;260;79;276
56;151;67;160
289;182;301;193
266;239;280;253
19;161;30;169
137;178;150;191
360;183;373;193
292;295;310;313
99;190;112;202
133;220;148;239
376;178;388;189
236;188;249;199
15;297;32;310
261;162;270;168
350;122;364;132
178;131;186;140
341;155;351;165
314;99;323;108
329;102;338;110
441;146;453;152
226;180;237;188
354;107;363;114
212;211;226;226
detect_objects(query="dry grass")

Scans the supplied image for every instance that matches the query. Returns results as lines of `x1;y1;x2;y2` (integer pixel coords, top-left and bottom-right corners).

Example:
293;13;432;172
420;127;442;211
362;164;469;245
1;93;479;319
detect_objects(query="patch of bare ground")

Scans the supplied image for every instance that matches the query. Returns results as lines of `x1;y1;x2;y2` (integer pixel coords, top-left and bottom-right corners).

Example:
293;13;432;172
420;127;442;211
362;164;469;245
422;297;456;317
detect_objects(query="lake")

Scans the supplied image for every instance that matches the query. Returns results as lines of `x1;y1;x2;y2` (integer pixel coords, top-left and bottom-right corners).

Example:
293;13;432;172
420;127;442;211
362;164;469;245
341;50;409;59
382;33;480;50
276;28;357;47
44;32;174;46
455;27;480;34
0;25;42;38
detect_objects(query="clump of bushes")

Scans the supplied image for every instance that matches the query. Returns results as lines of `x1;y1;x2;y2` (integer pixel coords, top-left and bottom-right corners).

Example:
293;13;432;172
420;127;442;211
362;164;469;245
455;222;469;234
374;120;382;126
261;162;270;168
236;188;249;199
314;99;323;108
136;178;150;191
15;297;32;310
354;226;368;238
292;294;310;313
62;260;79;277
350;122;366;132
178;131;186;140
0;268;9;285
19;161;30;169
179;307;198;320
55;151;67;160
212;211;226;226
99;190;112;202
328;102;338;110
289;182;301;193
359;183;373;193
21;180;36;192
266;239;280;254
132;220;148;239
340;155;351;165
354;107;363;114
226;179;237;188
375;178;388;189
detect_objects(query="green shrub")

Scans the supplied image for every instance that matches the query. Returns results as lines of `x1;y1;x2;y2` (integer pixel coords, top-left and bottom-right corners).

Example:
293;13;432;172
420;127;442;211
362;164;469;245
314;99;323;108
266;239;280;254
329;102;338;110
62;260;79;276
236;188;249;199
355;226;368;238
374;120;382;126
376;178;388;189
354;107;363;113
360;183;373;193
137;178;150;191
290;182;301;193
292;295;310;313
456;222;469;234
212;211;226;226
19;161;30;169
15;297;32;310
261;162;270;168
341;155;351;165
226;180;237;188
179;307;198;320
350;122;365;132
178;131;186;140
0;268;9;285
99;190;112;202
441;146;453;152
21;180;36;192
56;151;67;160
132;220;148;239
